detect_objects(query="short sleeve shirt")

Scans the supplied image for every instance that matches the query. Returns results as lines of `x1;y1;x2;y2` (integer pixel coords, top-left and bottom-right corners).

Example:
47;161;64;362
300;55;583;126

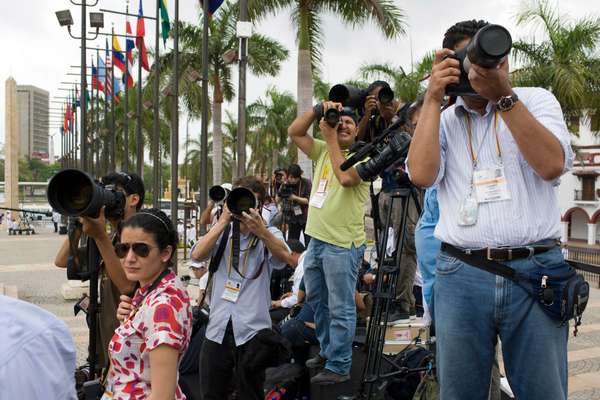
106;271;192;400
305;139;371;249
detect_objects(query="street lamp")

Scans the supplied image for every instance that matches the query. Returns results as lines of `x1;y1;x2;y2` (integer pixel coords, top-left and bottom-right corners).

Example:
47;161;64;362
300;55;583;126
55;2;103;173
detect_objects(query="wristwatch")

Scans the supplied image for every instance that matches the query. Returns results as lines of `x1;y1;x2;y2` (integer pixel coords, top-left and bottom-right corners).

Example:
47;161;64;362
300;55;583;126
496;93;519;112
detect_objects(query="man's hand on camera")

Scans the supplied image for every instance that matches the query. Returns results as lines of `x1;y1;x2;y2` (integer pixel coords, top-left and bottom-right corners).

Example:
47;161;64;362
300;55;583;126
468;59;512;102
363;95;378;118
426;49;461;103
217;204;232;227
80;207;108;241
116;295;133;322
241;208;268;238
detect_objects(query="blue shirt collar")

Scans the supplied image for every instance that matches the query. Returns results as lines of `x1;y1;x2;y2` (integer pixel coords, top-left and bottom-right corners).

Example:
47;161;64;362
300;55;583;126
454;96;496;118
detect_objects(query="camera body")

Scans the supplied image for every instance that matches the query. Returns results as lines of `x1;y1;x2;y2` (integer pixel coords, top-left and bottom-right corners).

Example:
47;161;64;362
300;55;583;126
350;130;412;181
277;183;295;199
445;24;512;96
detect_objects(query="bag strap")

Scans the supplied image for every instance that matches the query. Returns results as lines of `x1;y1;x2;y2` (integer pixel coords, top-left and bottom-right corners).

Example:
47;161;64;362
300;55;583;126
198;224;232;308
441;243;520;281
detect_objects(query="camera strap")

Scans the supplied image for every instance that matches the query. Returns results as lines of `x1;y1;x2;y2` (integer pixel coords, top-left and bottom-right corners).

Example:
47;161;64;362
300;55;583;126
197;223;232;308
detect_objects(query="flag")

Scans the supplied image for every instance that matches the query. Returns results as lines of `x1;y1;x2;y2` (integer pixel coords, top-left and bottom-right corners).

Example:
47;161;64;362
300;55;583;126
63;104;69;133
200;0;225;15
105;39;113;101
70;91;76;128
113;76;122;103
125;21;135;88
75;86;80;107
91;62;105;92
112;35;126;72
98;57;107;93
159;0;170;46
136;0;150;71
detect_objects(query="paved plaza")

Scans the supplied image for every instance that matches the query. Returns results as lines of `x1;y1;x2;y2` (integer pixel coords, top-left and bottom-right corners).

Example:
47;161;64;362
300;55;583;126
1;223;600;398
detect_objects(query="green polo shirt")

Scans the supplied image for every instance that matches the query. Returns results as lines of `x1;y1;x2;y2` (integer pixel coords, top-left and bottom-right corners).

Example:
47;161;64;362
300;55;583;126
305;139;370;249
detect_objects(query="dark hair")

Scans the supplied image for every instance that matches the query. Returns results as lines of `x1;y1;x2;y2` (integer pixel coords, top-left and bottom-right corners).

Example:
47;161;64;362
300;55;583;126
286;239;306;254
443;20;489;50
102;172;146;210
287;164;303;178
233;176;267;203
366;80;391;95
121;208;178;266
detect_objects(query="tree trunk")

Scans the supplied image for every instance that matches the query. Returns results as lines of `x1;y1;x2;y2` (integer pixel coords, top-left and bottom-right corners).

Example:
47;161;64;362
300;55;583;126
272;147;279;175
297;48;313;179
212;76;223;185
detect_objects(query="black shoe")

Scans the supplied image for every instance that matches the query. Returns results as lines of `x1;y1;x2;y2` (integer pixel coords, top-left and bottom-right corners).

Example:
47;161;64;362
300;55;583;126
310;369;350;385
306;354;326;369
388;309;411;325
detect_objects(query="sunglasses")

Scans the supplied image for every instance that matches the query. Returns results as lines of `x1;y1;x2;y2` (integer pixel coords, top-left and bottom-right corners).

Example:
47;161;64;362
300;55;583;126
114;242;157;258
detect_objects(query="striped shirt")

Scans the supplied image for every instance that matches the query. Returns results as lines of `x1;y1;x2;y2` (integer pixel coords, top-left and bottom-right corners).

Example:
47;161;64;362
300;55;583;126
416;87;573;248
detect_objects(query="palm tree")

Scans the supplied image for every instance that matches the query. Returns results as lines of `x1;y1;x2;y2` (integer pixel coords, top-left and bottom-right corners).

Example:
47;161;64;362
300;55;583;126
511;0;600;127
162;1;288;186
359;52;434;103
248;0;406;176
248;87;297;176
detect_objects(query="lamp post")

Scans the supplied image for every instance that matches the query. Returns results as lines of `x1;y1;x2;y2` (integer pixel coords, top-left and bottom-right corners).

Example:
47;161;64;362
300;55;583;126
55;5;103;172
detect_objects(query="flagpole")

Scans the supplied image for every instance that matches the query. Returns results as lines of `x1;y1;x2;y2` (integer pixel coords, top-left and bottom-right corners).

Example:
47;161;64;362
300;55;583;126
74;86;79;168
103;72;109;174
136;43;143;177
199;0;209;235
111;27;117;172
237;0;249;178
123;4;130;172
81;1;88;172
152;0;161;208
170;0;179;272
90;54;95;175
95;48;101;176
61;103;65;169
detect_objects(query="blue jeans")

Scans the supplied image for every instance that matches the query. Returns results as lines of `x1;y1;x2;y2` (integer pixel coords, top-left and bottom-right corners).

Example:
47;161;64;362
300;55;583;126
434;246;569;400
304;238;365;375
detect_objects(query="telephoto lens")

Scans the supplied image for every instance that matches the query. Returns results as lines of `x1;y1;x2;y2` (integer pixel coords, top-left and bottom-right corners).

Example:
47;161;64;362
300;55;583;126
467;24;512;69
378;86;395;105
209;185;229;203
47;169;126;219
226;187;257;216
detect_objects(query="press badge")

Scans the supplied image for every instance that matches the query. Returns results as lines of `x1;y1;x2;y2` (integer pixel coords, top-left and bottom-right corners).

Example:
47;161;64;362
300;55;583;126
473;166;511;203
458;192;478;226
222;278;242;303
293;205;303;216
101;389;114;400
310;178;329;209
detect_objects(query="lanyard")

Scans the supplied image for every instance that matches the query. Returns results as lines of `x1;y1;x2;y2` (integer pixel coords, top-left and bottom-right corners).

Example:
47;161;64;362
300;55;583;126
464;111;501;167
227;234;259;278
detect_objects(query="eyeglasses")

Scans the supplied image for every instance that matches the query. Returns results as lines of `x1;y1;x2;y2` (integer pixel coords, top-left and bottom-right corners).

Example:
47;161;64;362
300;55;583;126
114;242;157;258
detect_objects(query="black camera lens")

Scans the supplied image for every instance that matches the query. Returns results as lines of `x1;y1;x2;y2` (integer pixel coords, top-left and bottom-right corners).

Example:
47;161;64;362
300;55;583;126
328;84;367;110
467;24;512;69
226;187;257;216
378;86;394;105
324;108;340;128
209;185;229;203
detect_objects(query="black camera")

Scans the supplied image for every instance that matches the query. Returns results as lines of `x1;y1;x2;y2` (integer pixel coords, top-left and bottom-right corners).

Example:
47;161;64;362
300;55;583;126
341;119;411;182
445;24;512;96
47;169;127;220
226;187;258;216
277;183;295;199
328;84;367;110
209;185;230;203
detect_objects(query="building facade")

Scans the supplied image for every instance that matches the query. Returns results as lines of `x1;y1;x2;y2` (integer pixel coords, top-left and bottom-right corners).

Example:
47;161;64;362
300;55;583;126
16;85;49;160
557;111;600;246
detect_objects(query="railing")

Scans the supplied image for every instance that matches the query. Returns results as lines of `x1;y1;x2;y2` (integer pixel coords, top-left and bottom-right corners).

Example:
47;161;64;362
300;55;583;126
565;246;600;288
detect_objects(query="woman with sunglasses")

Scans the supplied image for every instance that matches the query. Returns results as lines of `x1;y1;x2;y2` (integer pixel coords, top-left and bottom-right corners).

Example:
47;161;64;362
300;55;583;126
105;209;192;400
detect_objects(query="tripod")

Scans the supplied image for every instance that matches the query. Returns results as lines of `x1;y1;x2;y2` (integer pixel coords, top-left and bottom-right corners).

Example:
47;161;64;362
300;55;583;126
360;184;424;399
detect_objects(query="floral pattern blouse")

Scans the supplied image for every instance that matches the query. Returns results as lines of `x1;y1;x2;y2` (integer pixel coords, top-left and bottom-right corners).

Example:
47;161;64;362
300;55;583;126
106;271;192;399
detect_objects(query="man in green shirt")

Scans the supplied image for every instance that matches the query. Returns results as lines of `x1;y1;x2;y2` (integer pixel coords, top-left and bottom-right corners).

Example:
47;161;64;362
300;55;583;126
288;101;370;384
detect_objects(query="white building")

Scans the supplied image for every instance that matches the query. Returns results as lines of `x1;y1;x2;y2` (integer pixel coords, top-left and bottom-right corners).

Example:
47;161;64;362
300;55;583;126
557;111;600;246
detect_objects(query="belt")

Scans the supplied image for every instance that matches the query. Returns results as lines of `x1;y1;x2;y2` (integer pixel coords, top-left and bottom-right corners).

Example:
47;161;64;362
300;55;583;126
441;241;557;262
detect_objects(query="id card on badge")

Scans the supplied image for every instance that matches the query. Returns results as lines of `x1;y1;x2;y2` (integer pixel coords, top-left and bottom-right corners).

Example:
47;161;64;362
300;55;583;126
473;167;511;203
222;278;242;303
101;389;114;400
293;205;303;216
309;192;327;209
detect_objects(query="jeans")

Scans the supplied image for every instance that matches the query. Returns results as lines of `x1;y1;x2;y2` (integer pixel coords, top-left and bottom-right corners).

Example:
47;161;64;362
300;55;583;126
414;187;440;313
434;246;568;400
304;238;365;375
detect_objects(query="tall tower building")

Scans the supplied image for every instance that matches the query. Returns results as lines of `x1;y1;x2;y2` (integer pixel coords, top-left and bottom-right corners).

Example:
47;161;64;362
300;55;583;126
4;77;19;208
16;85;49;160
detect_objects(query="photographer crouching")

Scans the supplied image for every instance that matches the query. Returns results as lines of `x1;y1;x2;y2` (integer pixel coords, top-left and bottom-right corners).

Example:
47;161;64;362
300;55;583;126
190;176;292;400
407;20;579;399
278;164;312;243
288;102;370;384
53;172;143;381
